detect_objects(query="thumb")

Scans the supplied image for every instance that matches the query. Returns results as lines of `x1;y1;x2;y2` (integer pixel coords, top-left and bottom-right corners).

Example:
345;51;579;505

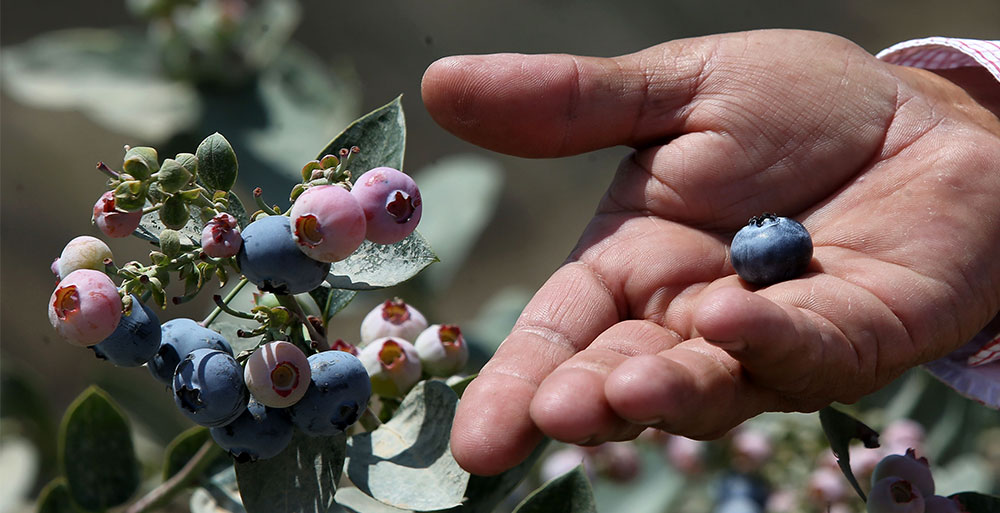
420;39;709;158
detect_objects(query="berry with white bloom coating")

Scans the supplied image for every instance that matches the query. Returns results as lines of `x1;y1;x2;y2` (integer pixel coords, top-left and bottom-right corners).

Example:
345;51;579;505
172;348;248;428
351;167;422;245
93;190;143;238
289;185;367;262
359;298;427;345
201;212;242;258
48;269;122;346
244;341;311;408
414;324;468;377
210;399;294;462
91;295;161;366
288;350;372;436
358;337;422;398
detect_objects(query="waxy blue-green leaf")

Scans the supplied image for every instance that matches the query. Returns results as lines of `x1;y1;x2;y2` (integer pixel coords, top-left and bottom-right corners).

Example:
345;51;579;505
326;232;438;290
197;133;239;192
819;406;880;502
512;465;596;513
0;29;200;142
335;487;412;513
317;96;405;174
345;381;468;511
59;386;140;511
235;430;347;513
438;438;551;513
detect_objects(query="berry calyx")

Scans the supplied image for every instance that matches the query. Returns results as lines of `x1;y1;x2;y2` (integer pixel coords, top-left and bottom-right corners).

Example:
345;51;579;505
351;167;422;245
288;185;366;263
359;337;422;398
359;298;427;345
244;341;311;408
201;212;242;258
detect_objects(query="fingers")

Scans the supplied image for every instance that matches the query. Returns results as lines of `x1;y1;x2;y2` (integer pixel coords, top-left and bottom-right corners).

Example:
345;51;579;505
421;40;709;157
450;260;621;475
528;320;684;445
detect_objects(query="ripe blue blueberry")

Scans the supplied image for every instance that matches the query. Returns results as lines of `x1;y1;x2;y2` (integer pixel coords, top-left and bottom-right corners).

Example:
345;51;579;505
148;318;233;386
172;348;248;427
288;350;372;436
210;399;294;462
237;215;331;295
730;213;813;286
91;295;161;367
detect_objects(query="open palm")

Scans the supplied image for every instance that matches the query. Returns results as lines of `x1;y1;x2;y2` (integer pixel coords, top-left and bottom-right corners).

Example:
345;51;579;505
421;29;1000;475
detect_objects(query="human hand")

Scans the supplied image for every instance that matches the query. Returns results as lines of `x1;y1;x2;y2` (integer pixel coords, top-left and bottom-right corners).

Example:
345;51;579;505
420;29;1000;475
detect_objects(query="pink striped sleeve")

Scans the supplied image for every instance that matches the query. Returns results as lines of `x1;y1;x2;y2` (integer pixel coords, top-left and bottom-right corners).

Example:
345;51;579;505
876;37;1000;82
877;37;1000;409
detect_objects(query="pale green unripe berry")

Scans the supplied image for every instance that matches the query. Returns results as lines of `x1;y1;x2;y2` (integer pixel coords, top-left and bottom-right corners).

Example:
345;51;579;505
56;236;113;279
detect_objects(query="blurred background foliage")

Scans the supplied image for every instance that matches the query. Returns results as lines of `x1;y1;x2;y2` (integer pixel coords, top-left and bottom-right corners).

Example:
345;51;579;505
2;0;998;512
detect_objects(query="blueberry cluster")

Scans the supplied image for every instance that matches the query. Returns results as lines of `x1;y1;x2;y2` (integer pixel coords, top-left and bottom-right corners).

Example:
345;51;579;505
46;139;469;463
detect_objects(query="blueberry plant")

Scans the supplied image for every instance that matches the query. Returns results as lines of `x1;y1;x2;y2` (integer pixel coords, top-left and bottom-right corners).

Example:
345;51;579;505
38;98;575;513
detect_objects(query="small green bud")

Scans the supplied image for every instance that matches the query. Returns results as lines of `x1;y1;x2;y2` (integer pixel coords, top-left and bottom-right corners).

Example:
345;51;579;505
301;160;322;182
158;229;183;257
174;152;198;176
157;158;193;193
149;251;168;265
123;146;159;180
196;132;238;192
159;194;190;230
319;154;340;169
290;183;306;202
113;180;147;211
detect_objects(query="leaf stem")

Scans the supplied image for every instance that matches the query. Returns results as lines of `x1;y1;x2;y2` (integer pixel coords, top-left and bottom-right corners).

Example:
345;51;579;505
202;277;249;327
124;440;225;513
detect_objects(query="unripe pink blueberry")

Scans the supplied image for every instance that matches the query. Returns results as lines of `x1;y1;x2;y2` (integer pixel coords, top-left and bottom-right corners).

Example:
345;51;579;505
93;190;142;238
414;324;468;377
48;269;122;346
201;212;242;258
351;167;422;245
55;236;113;279
244;341;312;408
289;185;366;262
358;337;422;398
359;298;427;346
871;449;934;498
867;477;925;513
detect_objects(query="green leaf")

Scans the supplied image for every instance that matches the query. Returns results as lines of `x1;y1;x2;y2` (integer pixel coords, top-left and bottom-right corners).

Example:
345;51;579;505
58;385;140;511
0;28;200;142
162;426;212;480
197;133;239;192
235;430;347;513
447;374;477;399
36;478;83;513
327;232;438;290
345;381;468;511
951;492;1000;513
308;285;358;325
318;96;405;173
818;406;880;502
414;154;504;292
512;465;596;513
439;438;551;513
